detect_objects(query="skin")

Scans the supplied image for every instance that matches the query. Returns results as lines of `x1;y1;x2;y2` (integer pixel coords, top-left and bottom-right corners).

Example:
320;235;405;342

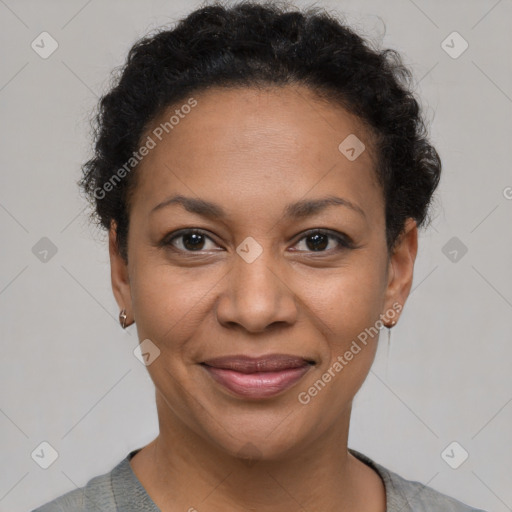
109;84;418;512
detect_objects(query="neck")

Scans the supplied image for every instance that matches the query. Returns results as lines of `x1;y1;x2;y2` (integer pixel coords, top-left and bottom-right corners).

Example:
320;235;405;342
130;392;385;512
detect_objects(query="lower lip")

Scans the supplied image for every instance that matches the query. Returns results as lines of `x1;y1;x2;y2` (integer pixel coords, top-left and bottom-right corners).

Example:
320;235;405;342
202;365;312;399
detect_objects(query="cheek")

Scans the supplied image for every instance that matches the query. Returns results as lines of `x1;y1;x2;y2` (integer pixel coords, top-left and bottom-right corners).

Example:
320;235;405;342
300;259;386;394
308;258;387;338
130;256;220;347
130;247;387;344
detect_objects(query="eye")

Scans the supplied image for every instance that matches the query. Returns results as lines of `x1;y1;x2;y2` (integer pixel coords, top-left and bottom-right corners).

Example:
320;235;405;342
291;229;353;253
161;228;354;254
162;229;220;252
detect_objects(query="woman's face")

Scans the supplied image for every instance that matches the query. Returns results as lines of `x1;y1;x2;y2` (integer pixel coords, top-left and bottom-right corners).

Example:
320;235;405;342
110;85;417;460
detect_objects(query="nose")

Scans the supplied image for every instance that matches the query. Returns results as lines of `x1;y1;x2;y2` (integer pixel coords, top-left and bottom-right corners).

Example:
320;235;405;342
215;246;299;333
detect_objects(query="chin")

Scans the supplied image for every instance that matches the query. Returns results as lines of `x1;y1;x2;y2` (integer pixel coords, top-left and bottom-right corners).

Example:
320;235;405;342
196;409;316;463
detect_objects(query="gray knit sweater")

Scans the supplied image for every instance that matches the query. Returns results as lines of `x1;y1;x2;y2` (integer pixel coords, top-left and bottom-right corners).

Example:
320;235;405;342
32;448;487;511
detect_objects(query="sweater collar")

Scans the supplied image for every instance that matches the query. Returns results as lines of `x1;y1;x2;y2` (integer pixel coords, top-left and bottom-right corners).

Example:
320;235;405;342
111;447;411;511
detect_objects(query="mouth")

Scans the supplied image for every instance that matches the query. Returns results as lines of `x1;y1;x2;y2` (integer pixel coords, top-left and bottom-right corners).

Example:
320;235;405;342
200;354;316;399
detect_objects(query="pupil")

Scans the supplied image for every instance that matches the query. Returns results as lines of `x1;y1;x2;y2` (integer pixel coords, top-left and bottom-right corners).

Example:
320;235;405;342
307;233;328;251
184;233;204;250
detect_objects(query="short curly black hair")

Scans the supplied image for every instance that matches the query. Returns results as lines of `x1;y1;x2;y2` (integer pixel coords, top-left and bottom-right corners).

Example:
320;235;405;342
78;0;441;263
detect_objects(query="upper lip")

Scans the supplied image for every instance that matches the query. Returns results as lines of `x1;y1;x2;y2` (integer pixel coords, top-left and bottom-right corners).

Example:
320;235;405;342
201;354;315;373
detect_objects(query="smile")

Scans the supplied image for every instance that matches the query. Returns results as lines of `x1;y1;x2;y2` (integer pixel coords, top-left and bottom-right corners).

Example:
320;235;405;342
200;354;315;399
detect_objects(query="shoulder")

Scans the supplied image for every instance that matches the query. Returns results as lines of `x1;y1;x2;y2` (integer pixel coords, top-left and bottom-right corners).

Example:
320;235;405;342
31;449;158;512
31;458;122;512
349;448;488;512
383;467;488;512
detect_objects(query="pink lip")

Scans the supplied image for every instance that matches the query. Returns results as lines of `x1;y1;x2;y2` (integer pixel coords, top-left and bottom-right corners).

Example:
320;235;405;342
200;354;314;399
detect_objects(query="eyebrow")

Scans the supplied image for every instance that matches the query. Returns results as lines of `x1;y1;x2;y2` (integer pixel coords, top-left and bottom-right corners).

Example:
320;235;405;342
150;194;366;220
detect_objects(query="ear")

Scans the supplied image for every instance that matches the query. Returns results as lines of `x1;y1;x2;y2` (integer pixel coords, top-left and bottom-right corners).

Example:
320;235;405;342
382;217;418;321
109;220;133;321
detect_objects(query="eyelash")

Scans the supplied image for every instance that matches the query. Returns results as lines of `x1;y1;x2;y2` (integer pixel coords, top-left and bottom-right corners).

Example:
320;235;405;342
161;228;354;255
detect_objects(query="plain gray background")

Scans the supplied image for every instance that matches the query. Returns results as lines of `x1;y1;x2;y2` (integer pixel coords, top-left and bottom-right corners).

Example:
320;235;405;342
0;0;511;510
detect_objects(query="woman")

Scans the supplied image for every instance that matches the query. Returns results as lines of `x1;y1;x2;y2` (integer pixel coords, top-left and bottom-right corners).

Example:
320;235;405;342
33;1;487;511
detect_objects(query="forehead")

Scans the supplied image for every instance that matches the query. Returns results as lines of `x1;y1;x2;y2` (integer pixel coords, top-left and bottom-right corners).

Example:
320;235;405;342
130;85;382;222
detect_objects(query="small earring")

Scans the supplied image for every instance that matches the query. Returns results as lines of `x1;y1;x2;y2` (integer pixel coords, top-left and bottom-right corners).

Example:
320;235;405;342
119;309;128;329
387;320;397;347
385;320;397;376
